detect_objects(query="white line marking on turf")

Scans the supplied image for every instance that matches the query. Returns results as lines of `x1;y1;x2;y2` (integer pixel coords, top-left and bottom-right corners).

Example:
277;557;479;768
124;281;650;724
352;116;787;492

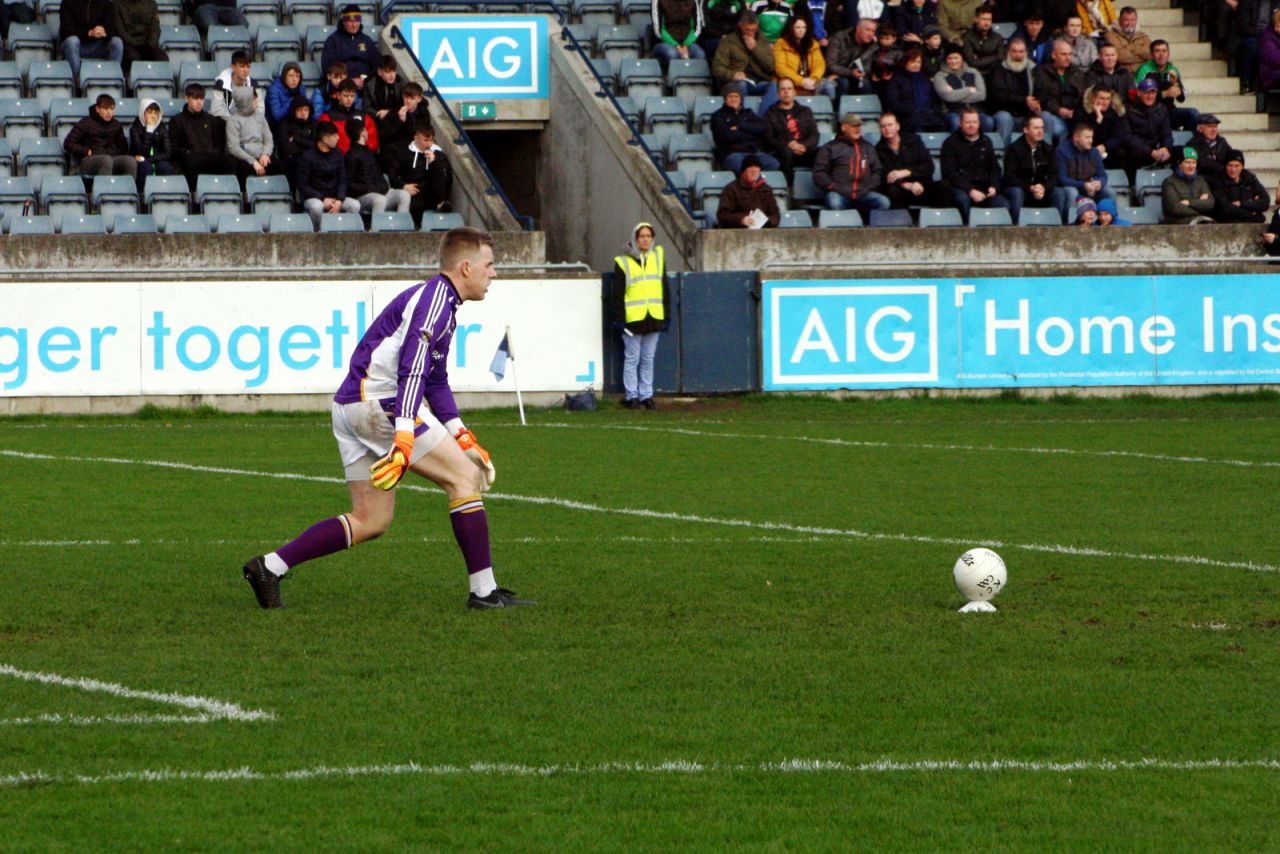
0;713;217;727
537;424;1280;470
2;450;1276;573
4;757;1279;788
0;664;275;723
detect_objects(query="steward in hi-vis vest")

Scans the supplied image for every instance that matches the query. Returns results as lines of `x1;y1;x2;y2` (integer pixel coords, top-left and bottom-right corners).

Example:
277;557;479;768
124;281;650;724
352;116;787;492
612;222;670;409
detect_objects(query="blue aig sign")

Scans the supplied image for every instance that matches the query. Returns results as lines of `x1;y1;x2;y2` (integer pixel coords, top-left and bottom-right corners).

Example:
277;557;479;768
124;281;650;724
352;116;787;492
402;15;548;99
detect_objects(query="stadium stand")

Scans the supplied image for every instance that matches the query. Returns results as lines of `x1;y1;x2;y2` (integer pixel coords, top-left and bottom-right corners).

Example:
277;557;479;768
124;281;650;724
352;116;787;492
113;213;159;234
370;210;416;232
8;214;54;234
215;212;267;232
94;176;142;220
57;213;108;234
319;212;363;231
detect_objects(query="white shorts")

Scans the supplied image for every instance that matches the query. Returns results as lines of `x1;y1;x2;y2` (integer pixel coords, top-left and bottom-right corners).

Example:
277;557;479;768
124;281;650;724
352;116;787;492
331;399;449;482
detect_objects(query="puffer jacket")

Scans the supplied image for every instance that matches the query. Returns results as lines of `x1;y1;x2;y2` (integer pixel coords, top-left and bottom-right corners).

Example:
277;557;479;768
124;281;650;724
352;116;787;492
813;136;884;199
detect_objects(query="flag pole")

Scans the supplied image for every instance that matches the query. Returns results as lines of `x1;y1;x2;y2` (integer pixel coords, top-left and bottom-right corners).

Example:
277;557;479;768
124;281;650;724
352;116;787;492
507;325;526;426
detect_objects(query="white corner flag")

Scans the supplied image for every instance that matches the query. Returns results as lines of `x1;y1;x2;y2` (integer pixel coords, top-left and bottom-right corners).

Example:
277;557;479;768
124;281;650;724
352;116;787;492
490;326;526;425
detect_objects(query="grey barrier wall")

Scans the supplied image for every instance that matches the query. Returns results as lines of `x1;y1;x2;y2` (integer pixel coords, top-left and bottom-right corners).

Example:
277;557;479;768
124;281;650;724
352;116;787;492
602;272;759;395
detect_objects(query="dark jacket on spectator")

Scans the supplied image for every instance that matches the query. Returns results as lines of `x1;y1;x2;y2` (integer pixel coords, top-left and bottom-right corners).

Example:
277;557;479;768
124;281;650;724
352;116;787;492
1033;63;1085;117
388;141;450;191
277;96;316;165
64;106;129;159
1161;168;1214;223
889;0;938;40
318;102;378;153
988;58;1036;118
169;106;227;160
266;76;325;127
344;140;388;197
823;27;877;81
110;0;161;50
813;135;884;199
364;75;402;117
717;174;781;227
763;102;819;155
884;68;946;131
321;25;378;80
1190;131;1233;183
296;144;348;201
1124;98;1172;161
940;129;1001;192
1081;103;1129;159
1211;168;1268;222
1082;60;1134;97
960;27;1003;77
129;112;172;162
1055;140;1108;190
875;130;934;184
710;103;770;164
376;101;431;170
60;0;113;41
1002;135;1059;193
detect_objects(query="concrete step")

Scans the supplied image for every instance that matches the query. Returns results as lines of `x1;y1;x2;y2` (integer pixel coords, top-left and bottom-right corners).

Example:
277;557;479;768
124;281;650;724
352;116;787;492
1164;41;1212;60
1135;7;1187;26
1253;169;1279;188
1158;59;1228;78
1226;131;1280;149
1193;76;1248;95
1146;25;1202;43
1125;0;1178;9
1183;103;1270;126
1242;150;1280;170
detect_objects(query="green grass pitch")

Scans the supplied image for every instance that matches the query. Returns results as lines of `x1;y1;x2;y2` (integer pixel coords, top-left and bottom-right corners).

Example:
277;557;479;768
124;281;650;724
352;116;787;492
2;394;1279;851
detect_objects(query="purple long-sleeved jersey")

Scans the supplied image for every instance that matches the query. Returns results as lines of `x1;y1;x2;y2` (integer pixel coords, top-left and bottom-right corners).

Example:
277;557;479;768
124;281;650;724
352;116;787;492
333;275;462;426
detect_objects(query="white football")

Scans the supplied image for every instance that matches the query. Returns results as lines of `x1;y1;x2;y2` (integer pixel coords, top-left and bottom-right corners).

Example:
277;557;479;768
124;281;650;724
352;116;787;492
953;548;1007;602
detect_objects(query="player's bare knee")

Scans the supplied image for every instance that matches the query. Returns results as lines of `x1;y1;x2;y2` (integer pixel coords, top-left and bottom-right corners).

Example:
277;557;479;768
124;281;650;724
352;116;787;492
440;464;483;500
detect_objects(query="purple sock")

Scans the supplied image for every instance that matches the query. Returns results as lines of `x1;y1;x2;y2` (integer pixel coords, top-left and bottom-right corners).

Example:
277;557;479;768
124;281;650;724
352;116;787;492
448;496;492;574
276;516;351;569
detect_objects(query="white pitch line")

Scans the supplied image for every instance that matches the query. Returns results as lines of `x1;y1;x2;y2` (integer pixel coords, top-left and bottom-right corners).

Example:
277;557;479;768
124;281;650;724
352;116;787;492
0;713;215;727
4;757;1280;788
537;423;1280;470
2;449;1275;574
0;664;274;722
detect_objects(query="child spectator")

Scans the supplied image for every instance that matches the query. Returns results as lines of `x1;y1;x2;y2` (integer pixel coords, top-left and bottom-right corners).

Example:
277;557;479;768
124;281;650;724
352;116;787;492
344;118;411;216
377;81;430;172
129;98;176;191
388;119;453;227
297;120;361;228
266;62;325;131
365;55;403;122
277;95;316;189
65;94;137;178
320;79;378;154
227;91;276;185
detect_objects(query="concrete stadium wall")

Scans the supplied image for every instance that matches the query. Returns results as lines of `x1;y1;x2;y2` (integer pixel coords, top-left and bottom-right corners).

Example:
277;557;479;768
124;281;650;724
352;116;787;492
539;22;695;273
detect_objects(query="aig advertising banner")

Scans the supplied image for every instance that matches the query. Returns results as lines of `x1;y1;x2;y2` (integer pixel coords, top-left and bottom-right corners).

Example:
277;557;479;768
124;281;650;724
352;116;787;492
400;14;548;99
0;279;601;396
764;275;1280;390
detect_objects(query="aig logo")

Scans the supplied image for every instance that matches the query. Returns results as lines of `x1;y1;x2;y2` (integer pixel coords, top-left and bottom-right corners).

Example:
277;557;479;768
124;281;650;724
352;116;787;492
764;282;939;389
404;15;548;98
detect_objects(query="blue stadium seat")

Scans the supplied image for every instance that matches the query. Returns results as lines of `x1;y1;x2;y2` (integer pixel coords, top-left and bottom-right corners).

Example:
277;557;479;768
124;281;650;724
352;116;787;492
38;174;87;220
1135;167;1171;203
761;170;789;211
613;94;640;129
245;174;293;216
918;207;965;227
129;61;176;100
564;23;597;51
178;61;221;93
420;211;466;231
617;58;663;102
666;58;712;103
214;212;266;232
268;211;314;232
574;0;620;28
250;61;275;99
8;214;53;234
155;0;183;24
0;99;47;145
663;170;691;207
588;57;615;92
666;132;714;178
968;207;1013;227
690;94;721;133
1122;204;1161;225
796;95;835;136
255;24;303;66
818;208;863;228
112;213;158;234
36;0;61;41
838;94;882;120
239;0;285;31
18;137;65;182
791;168;822;208
919;131;949;154
642;95;690;140
992;21;1017;39
144;174;192;226
289;0;332;30
620;0;650;22
0;139;12;177
319;212;363;232
162;213;212;233
196;173;243;218
693;169;734;208
869;208;912;227
159;25;203;68
0;62;22;101
303;24;335;62
700;194;719;227
57;212;108;234
206;25;253;68
79;60;126;102
1106;168;1131;207
0;175;37;225
1172;129;1192;147
296;60;321;89
159;97;185;118
6;23;54;75
638;133;666;169
370;211;415;232
596;24;643;65
113;98;141;128
93;175;140;219
779;209;812;227
27;61;76;112
1016;207;1063;226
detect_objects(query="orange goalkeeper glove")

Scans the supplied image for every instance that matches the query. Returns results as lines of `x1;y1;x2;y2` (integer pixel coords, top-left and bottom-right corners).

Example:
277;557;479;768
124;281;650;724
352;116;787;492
370;430;414;490
454;427;496;490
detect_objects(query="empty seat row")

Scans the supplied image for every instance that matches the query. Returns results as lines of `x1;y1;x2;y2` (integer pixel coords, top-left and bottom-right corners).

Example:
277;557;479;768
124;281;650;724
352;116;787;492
2;209;466;234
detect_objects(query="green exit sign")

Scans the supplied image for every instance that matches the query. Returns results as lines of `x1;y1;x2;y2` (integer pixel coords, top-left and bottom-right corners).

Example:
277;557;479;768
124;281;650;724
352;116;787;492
459;101;498;121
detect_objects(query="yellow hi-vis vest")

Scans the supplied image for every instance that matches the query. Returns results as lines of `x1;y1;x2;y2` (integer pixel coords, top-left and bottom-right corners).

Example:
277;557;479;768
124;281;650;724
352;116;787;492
616;246;666;323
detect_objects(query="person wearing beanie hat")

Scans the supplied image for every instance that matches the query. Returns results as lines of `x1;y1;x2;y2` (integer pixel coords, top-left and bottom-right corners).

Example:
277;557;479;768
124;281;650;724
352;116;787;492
710;86;780;173
612;223;669;409
718;153;782;227
1161;145;1216;224
322;3;379;83
933;44;995;134
1210;148;1269;223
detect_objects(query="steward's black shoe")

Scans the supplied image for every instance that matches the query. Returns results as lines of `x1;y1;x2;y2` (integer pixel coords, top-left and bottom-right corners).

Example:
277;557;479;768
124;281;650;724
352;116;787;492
641;397;657;409
243;556;284;609
467;587;536;610
623;398;641;409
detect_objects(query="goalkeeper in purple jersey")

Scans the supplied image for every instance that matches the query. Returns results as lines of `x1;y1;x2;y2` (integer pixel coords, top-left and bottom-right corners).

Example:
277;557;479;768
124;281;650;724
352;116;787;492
242;227;534;611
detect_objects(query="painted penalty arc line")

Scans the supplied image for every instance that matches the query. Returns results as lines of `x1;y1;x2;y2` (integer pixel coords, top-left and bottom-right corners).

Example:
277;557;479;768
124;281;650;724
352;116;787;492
4;757;1280;788
1;449;1275;574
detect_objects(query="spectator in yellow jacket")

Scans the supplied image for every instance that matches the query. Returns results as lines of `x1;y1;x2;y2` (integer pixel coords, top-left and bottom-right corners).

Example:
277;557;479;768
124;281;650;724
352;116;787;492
774;17;837;98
